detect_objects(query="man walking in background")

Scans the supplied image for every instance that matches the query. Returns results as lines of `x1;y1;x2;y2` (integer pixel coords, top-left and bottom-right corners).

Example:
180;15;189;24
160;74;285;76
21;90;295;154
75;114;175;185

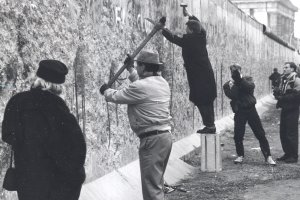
100;51;172;200
161;9;217;134
269;67;281;89
223;64;276;165
274;62;300;163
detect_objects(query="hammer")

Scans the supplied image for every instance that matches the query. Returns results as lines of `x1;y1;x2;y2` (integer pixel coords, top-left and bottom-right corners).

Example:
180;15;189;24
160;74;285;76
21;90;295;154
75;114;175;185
180;3;191;17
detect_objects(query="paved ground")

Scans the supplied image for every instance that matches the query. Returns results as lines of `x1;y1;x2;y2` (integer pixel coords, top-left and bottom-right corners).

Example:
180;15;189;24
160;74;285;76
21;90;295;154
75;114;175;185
166;104;300;200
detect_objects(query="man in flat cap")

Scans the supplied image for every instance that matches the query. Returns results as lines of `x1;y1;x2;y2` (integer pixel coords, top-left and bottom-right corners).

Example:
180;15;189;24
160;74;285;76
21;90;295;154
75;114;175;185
269;67;281;89
100;51;172;200
223;64;276;165
2;60;86;200
161;9;217;134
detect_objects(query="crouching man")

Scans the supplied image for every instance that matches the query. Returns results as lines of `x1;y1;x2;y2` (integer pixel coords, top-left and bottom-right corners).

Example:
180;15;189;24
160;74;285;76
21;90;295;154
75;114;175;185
100;51;172;200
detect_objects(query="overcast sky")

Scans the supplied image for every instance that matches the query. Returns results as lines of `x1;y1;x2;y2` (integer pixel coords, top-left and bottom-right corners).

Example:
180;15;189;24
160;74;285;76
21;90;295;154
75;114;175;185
290;0;300;38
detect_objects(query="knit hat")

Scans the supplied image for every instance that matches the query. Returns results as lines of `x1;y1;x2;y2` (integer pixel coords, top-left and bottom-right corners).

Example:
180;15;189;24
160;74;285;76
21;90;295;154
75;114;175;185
186;20;201;33
37;60;68;84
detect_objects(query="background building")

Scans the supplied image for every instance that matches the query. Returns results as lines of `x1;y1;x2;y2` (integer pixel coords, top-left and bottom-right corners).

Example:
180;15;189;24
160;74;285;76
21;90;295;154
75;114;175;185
232;0;298;47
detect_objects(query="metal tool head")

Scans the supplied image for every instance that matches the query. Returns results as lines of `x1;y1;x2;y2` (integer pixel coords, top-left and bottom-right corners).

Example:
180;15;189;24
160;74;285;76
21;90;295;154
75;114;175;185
145;18;155;25
180;3;187;8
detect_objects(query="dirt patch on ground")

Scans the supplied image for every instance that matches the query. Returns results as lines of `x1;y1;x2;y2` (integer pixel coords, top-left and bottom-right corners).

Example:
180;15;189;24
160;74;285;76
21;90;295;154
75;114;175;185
166;106;300;200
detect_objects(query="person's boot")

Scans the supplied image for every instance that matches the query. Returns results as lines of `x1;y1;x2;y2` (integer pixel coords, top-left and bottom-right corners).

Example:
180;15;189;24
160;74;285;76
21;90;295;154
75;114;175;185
276;154;288;161
284;157;298;163
234;156;244;164
266;156;276;166
197;126;216;134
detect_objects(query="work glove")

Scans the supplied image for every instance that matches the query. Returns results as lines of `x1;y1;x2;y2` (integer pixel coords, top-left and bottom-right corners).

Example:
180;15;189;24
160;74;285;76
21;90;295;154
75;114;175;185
231;70;242;83
100;83;109;95
159;16;166;26
154;17;166;31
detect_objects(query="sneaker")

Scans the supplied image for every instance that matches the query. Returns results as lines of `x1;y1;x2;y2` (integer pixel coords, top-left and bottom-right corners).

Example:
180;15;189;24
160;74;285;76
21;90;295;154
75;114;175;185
197;126;216;134
276;154;288;161
163;185;175;194
266;156;276;166
234;156;244;164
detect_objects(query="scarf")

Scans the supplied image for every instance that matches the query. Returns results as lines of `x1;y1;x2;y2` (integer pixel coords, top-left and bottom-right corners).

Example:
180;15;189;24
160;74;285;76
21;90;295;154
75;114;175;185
280;72;297;94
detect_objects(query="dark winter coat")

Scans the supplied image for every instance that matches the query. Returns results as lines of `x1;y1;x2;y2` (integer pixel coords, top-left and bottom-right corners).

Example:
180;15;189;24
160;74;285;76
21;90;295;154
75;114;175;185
275;75;300;110
269;72;281;87
162;17;217;105
2;88;86;200
223;76;257;113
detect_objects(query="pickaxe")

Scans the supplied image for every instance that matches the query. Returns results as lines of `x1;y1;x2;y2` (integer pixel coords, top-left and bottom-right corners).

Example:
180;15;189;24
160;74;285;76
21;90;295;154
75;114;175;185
107;17;166;87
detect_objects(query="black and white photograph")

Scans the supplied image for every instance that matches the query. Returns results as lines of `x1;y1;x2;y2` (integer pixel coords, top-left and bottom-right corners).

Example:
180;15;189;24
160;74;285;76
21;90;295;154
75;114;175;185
1;0;300;199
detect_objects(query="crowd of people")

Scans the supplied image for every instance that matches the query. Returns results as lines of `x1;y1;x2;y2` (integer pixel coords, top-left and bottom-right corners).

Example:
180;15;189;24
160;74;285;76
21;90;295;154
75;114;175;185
1;9;300;200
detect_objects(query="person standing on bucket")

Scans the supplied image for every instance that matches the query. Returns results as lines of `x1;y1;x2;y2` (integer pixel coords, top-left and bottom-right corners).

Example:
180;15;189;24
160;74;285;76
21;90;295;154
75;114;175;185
100;50;172;200
2;60;87;200
273;62;300;163
223;64;276;165
161;9;217;134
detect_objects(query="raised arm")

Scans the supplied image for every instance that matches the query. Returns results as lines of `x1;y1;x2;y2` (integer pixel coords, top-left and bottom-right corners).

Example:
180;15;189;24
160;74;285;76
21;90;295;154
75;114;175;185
223;81;239;100
162;29;184;47
104;81;147;104
237;77;255;94
188;15;199;22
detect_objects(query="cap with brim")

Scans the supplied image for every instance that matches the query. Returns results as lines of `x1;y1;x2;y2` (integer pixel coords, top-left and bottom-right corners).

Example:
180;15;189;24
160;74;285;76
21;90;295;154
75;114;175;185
134;51;163;65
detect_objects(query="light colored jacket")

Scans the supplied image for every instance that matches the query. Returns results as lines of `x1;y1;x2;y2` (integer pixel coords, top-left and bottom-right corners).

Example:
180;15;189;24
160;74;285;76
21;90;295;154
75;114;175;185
104;69;172;136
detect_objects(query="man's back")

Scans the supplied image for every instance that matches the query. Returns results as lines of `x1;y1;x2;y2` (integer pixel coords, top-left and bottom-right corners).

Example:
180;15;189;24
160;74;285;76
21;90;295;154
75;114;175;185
127;76;171;134
269;72;281;87
105;75;171;135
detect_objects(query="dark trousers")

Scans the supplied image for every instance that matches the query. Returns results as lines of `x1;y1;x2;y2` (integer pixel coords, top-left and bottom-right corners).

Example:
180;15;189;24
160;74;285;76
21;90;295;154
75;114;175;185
234;107;271;158
280;107;299;159
18;183;82;200
196;102;215;127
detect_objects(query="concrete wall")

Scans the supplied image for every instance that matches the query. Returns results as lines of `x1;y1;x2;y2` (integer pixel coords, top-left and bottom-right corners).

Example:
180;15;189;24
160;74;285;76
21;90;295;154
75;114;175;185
0;0;299;198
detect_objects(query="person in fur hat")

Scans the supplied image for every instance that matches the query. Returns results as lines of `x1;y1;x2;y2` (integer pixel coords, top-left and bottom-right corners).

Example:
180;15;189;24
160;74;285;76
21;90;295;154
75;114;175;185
2;60;86;200
274;62;300;163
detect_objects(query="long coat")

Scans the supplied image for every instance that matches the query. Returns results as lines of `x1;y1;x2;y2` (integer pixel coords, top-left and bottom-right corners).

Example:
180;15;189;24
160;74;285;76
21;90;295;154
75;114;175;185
162;25;217;105
2;88;86;200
